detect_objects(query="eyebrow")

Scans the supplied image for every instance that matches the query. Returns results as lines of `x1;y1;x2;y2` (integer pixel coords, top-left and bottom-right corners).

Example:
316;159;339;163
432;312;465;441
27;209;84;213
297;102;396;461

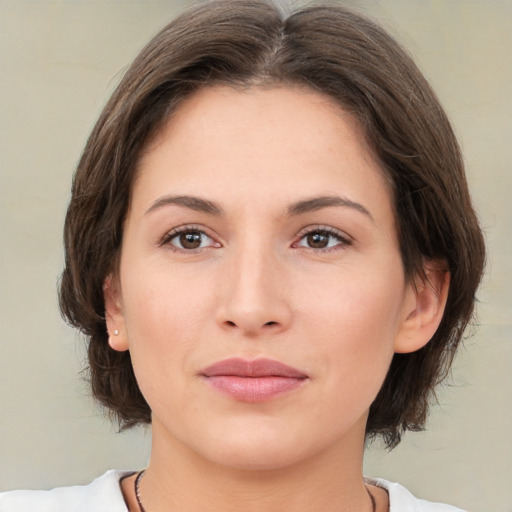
145;194;372;221
287;195;374;221
145;195;224;216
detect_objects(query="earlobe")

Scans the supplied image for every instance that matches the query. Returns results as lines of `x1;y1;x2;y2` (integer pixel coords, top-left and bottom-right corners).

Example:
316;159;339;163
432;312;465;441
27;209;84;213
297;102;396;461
103;274;129;352
394;261;450;354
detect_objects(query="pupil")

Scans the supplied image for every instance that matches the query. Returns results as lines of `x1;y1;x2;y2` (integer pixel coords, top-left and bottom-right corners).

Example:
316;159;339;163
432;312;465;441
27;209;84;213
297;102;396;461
180;232;202;249
308;232;328;248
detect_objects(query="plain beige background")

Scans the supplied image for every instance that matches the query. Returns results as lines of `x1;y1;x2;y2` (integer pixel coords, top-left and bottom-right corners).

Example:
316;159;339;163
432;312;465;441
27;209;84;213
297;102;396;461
0;1;510;511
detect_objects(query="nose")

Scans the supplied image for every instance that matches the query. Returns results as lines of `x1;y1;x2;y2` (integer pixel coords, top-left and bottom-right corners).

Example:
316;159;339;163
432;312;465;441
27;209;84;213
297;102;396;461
216;244;292;337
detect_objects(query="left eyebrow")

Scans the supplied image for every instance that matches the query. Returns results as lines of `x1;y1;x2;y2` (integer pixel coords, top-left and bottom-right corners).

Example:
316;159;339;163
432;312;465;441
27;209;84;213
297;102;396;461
287;195;374;222
145;195;224;216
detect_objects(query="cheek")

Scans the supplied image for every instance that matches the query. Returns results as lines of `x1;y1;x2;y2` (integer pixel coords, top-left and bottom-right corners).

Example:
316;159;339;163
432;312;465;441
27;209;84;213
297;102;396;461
298;263;405;378
119;276;207;421
122;252;212;327
119;261;216;378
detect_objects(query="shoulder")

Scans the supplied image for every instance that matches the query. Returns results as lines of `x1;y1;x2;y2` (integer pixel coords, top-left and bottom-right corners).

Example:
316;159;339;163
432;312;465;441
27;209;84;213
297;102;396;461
366;477;467;512
0;470;132;512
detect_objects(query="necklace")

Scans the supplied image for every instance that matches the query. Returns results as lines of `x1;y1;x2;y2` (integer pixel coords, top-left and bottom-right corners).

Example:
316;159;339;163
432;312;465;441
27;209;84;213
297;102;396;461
367;486;377;512
134;469;377;512
134;470;146;512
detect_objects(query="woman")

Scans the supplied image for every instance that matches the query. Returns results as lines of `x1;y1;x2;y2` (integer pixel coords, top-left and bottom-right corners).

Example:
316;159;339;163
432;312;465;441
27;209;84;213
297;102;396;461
0;1;485;511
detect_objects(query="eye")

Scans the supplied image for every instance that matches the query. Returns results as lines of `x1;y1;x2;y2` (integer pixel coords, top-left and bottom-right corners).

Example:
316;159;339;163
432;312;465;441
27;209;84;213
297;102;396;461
295;228;350;251
161;227;219;251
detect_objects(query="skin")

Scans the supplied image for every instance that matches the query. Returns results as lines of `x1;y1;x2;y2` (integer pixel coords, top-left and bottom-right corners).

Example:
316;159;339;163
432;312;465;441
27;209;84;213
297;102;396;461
105;86;449;512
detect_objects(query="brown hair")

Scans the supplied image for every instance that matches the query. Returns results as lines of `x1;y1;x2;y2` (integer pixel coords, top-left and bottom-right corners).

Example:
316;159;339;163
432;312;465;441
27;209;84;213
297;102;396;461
59;0;485;448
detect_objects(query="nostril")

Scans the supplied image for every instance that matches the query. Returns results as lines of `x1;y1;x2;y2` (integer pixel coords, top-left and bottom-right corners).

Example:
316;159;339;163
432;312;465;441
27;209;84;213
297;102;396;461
264;321;277;327
226;321;237;327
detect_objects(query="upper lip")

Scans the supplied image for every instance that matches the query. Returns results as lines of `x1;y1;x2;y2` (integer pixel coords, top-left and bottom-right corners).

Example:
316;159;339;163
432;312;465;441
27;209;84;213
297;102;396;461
200;358;308;378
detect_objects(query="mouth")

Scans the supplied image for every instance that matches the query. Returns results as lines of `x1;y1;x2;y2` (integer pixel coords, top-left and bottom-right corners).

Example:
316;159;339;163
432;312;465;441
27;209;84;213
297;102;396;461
199;358;309;402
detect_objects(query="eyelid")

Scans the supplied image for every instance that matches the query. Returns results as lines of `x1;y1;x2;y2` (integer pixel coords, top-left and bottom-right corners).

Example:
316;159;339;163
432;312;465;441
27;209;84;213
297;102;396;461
158;223;351;253
293;225;353;250
159;224;221;251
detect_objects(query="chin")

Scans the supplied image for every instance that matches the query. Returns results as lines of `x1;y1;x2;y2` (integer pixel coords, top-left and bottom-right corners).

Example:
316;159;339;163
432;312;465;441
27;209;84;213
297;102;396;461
193;422;320;472
207;443;307;472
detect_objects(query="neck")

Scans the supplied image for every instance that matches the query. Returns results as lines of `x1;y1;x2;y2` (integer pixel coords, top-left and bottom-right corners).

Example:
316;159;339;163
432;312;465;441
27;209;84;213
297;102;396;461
132;418;374;512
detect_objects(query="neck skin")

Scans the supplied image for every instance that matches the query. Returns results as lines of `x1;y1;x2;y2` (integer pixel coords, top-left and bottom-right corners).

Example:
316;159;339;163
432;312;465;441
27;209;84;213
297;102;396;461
121;413;387;512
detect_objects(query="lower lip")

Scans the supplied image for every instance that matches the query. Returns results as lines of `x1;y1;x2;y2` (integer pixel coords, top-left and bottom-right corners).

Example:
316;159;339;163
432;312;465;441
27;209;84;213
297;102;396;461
203;376;306;402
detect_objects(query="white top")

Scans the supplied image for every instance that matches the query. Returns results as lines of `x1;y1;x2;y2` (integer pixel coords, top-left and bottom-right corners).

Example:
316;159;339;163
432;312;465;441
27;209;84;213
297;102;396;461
0;470;467;511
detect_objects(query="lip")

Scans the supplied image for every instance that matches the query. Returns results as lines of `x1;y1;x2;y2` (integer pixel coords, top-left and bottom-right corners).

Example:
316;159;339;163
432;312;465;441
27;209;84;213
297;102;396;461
199;358;308;402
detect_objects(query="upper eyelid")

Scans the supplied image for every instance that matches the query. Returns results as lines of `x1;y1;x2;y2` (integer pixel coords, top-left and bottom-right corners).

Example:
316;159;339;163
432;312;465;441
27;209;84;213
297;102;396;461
292;227;354;253
296;225;352;241
158;224;352;247
159;224;216;246
167;224;206;235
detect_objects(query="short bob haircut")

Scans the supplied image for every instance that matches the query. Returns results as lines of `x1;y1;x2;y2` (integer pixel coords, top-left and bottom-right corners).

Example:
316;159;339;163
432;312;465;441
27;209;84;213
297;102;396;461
60;0;485;448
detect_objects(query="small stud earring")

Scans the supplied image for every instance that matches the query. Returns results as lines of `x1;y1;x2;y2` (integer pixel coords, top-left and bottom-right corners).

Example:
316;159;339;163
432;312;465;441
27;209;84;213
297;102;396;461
113;330;119;336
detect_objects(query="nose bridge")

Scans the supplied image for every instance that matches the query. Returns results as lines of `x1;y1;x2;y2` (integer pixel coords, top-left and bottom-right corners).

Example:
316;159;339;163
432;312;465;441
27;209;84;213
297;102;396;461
218;234;290;334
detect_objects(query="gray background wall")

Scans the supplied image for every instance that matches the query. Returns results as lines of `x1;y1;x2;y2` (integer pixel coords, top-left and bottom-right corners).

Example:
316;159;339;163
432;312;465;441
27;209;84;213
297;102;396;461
0;1;510;511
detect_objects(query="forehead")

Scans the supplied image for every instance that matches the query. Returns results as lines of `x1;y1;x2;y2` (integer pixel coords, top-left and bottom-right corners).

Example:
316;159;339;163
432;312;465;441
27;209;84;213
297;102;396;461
144;84;372;160
133;85;393;221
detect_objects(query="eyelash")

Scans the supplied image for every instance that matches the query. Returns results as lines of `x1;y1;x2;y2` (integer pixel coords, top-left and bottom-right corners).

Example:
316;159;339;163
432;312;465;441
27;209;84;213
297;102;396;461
159;225;352;253
293;226;352;253
159;225;218;253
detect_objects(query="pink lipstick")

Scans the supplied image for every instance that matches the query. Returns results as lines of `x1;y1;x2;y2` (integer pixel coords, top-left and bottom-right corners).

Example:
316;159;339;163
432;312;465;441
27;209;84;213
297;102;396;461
200;358;308;402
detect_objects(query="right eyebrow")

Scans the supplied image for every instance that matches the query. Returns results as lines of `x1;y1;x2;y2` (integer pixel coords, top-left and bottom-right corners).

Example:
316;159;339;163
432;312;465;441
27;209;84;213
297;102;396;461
144;195;224;216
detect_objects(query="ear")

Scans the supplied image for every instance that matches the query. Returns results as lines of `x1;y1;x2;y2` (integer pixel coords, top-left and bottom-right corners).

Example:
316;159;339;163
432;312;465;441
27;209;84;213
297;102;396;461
103;274;129;352
394;260;450;354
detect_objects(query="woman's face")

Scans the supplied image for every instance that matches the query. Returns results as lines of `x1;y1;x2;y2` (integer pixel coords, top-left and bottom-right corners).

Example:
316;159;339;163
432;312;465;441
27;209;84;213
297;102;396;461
107;86;421;470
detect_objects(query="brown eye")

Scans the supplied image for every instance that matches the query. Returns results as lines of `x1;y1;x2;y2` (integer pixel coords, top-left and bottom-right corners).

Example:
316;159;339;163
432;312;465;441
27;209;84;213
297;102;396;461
296;229;348;251
179;232;203;249
307;232;329;248
167;229;214;250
